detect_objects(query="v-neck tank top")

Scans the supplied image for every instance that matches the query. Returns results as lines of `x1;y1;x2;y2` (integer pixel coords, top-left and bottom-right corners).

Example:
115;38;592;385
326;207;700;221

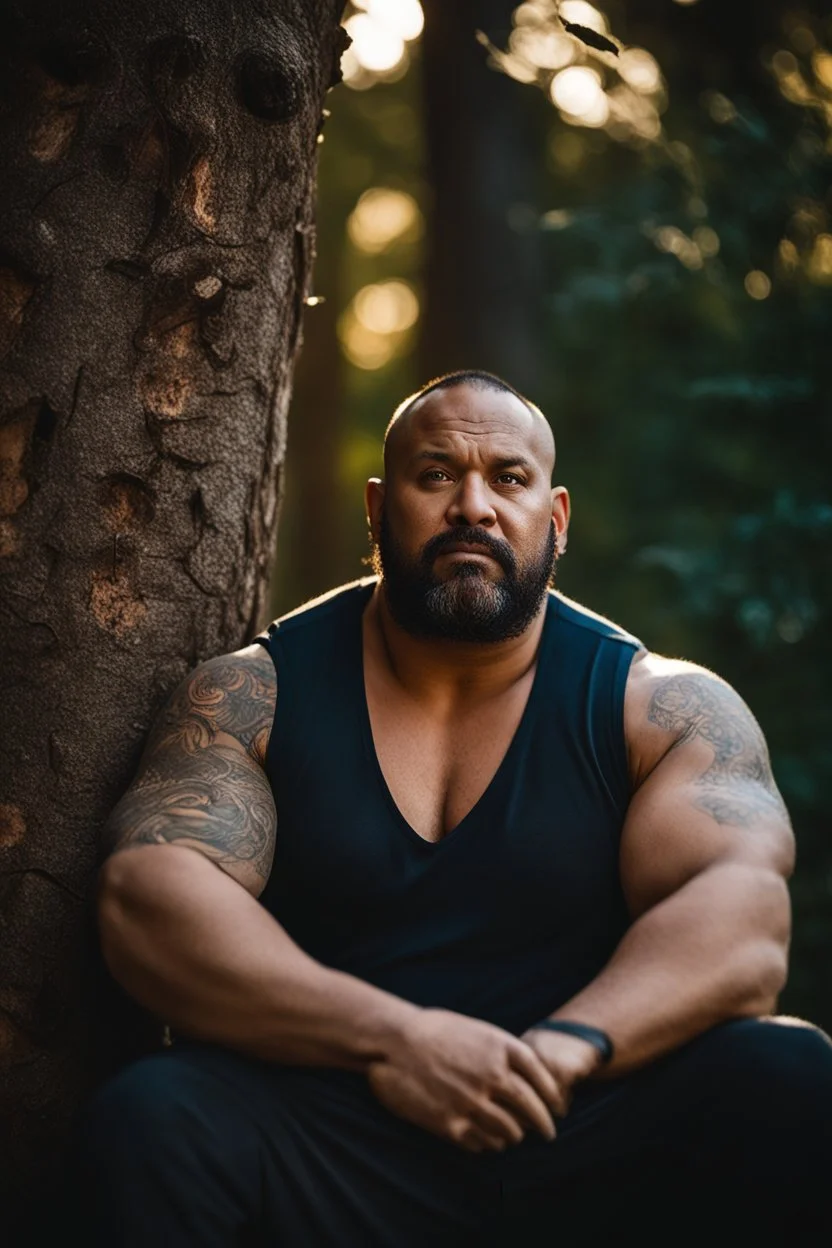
254;578;640;1036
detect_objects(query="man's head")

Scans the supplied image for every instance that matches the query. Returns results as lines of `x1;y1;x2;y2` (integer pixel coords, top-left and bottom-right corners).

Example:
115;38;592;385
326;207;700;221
366;371;570;644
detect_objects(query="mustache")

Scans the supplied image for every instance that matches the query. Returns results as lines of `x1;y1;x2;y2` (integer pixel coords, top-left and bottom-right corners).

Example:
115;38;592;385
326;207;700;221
420;527;517;575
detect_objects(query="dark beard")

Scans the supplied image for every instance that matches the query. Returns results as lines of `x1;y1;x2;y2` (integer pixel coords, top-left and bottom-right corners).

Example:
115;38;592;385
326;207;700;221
376;512;558;643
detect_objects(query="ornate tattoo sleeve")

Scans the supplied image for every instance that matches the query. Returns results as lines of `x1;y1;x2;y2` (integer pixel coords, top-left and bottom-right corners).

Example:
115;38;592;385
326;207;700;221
104;654;277;887
646;673;789;829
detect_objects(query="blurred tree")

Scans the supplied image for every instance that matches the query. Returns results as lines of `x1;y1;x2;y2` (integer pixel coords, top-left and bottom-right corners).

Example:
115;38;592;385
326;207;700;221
421;0;548;389
0;0;345;1220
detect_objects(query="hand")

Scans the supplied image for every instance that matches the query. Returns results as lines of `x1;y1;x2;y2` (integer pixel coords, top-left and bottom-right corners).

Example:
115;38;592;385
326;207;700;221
367;1008;568;1153
519;1026;604;1116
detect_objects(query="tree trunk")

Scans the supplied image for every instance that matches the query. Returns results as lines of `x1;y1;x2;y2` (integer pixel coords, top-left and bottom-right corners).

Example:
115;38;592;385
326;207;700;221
0;0;345;1211
420;0;548;392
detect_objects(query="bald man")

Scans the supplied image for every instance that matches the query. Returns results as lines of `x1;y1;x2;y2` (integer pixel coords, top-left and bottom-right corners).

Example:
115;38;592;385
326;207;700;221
78;371;832;1246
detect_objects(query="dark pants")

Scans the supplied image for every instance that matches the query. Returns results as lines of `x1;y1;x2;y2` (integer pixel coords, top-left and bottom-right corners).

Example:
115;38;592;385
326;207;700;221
74;1017;832;1247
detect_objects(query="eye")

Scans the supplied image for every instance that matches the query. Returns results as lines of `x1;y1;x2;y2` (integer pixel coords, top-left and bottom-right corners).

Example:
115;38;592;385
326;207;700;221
421;468;452;483
495;472;525;486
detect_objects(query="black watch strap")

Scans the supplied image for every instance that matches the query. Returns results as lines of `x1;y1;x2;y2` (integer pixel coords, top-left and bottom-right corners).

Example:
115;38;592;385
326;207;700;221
530;1019;614;1064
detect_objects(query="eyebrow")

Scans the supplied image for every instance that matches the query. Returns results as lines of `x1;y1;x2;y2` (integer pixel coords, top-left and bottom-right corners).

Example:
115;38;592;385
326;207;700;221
413;450;536;473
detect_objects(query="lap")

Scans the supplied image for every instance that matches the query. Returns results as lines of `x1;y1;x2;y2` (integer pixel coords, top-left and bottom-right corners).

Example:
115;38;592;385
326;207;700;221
78;1042;494;1247
501;1016;832;1244
78;1018;832;1246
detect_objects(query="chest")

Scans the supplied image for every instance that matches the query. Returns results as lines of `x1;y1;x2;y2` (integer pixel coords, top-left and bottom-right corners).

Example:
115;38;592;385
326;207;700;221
364;667;536;843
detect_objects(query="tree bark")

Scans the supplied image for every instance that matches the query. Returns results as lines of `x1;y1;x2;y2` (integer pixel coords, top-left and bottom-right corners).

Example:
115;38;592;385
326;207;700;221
0;0;345;1209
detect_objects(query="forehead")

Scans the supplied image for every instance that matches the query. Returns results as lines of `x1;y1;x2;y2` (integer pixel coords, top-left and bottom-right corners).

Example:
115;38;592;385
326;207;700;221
394;385;551;465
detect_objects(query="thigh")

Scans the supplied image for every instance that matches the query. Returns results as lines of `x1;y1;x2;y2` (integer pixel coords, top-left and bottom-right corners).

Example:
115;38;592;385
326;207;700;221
77;1042;497;1248
499;1017;832;1245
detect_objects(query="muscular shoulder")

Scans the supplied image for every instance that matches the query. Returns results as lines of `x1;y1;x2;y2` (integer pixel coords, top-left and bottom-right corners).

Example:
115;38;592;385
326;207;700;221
145;643;277;770
103;644;278;894
623;653;789;824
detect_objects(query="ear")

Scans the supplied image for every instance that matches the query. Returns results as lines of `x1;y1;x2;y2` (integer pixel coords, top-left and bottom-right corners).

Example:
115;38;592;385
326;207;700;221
552;486;571;555
365;477;385;542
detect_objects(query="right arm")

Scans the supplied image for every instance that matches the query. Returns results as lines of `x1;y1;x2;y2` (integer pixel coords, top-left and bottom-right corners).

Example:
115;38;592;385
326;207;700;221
99;647;562;1149
99;646;416;1069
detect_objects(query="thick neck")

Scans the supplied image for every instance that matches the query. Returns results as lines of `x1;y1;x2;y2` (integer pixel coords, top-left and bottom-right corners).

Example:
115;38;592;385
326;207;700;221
365;582;548;710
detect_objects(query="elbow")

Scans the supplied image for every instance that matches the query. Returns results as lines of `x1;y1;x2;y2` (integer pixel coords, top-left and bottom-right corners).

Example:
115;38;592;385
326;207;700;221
735;938;789;1017
97;845;182;973
718;864;791;1017
97;852;143;973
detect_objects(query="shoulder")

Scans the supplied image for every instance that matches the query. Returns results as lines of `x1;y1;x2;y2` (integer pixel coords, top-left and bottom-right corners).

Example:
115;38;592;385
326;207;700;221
549;590;643;650
258;577;376;639
151;644;277;768
624;653;766;784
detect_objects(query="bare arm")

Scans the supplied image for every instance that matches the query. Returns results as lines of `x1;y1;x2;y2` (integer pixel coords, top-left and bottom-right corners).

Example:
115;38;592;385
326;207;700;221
99;647;419;1068
525;656;794;1080
100;646;563;1151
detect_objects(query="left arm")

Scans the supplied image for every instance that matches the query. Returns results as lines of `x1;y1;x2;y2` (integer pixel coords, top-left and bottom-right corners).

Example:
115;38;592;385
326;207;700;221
524;655;794;1087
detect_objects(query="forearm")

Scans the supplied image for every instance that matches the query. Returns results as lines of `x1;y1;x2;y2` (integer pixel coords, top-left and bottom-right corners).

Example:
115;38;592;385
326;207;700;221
99;844;420;1069
548;862;790;1076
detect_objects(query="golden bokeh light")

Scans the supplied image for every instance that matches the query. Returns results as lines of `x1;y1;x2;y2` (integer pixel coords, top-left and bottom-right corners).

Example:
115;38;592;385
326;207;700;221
514;1;554;22
354;280;419;334
653;225;703;270
341;1;424;88
704;92;737;124
347;188;422;254
339;280;420;370
744;270;772;300
617;48;662;95
606;84;662;141
813;50;832;91
807;234;832;284
339;316;398;370
510;26;575;71
344;14;405;73
692;226;720;258
354;0;424;41
550;65;609;127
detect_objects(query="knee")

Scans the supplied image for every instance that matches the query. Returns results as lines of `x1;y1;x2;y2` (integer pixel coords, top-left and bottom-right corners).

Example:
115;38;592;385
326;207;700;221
689;1016;832;1134
77;1050;237;1168
711;1016;832;1088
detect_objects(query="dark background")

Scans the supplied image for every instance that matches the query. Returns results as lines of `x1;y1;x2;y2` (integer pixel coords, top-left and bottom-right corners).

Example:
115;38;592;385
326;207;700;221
274;0;832;1031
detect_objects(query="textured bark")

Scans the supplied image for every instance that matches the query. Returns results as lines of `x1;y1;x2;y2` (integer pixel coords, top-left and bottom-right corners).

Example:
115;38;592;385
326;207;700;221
0;0;345;1205
420;0;548;392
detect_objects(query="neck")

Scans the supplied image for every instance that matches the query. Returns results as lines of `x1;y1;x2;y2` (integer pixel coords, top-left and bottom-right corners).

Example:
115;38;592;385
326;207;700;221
366;581;549;706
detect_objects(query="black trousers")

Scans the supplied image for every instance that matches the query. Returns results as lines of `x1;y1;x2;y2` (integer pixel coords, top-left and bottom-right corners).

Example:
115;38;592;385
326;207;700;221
74;1017;832;1247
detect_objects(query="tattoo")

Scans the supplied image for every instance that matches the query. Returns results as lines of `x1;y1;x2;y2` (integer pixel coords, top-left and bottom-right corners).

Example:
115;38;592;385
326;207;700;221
105;654;277;884
647;673;788;827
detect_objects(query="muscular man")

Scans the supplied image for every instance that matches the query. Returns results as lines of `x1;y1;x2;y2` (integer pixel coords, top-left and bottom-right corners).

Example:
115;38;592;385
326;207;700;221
78;371;832;1246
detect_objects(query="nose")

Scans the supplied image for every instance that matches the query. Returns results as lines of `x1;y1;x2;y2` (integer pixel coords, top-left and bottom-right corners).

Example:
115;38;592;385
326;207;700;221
445;473;497;529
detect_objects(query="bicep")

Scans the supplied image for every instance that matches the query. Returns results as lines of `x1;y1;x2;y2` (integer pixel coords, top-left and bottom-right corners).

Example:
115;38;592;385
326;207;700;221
621;667;795;918
104;653;277;898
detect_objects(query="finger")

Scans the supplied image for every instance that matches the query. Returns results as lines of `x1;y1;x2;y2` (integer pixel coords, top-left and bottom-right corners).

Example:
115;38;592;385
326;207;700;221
468;1098;526;1147
497;1071;558;1140
508;1040;569;1116
447;1117;506;1154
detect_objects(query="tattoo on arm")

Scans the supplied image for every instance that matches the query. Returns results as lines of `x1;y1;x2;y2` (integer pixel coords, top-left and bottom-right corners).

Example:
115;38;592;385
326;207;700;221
105;656;277;884
646;674;789;828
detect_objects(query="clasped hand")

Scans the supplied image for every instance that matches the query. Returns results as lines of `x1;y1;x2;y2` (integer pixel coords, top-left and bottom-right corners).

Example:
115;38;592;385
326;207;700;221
367;1008;600;1153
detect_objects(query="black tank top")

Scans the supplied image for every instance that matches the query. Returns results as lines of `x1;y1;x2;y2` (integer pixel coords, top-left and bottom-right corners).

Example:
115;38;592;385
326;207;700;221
255;579;640;1036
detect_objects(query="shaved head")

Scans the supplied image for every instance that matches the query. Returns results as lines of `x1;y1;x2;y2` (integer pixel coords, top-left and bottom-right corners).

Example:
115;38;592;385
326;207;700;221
384;371;556;481
366;371;569;643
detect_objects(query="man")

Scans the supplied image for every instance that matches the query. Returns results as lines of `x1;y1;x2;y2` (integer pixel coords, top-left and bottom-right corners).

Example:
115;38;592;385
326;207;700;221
79;371;831;1246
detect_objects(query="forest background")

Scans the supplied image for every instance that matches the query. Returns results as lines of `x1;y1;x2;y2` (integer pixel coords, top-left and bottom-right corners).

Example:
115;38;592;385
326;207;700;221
279;0;832;1031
